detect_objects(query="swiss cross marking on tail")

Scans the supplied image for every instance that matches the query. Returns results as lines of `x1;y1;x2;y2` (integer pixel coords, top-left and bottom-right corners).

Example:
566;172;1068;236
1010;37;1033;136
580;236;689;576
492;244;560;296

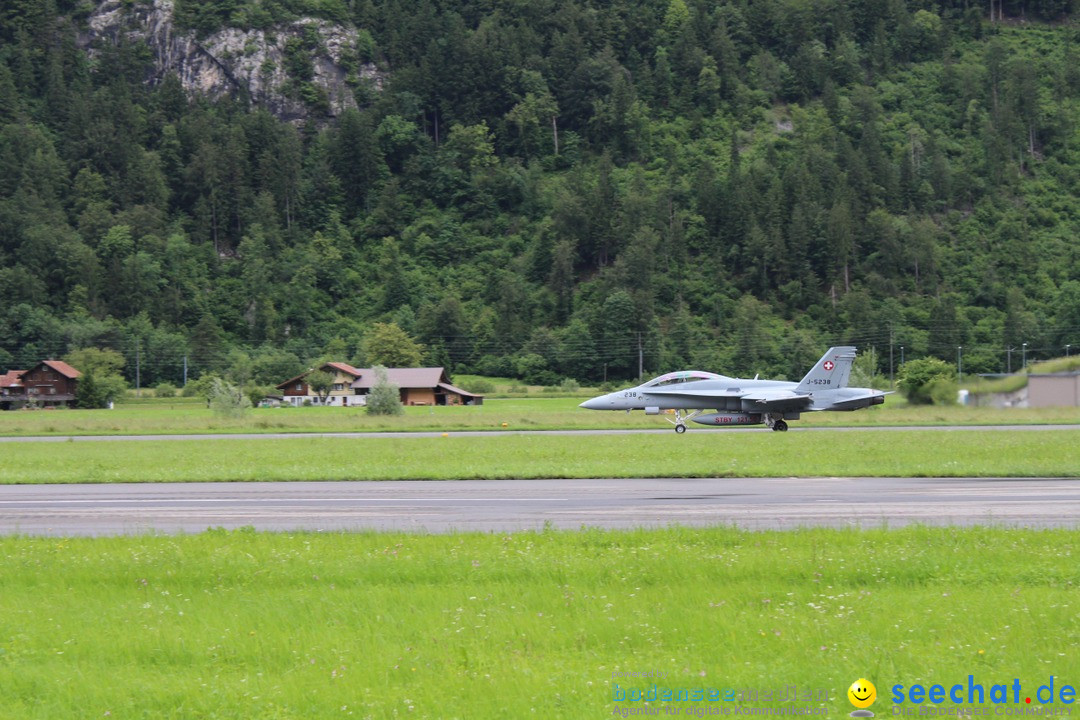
823;361;835;371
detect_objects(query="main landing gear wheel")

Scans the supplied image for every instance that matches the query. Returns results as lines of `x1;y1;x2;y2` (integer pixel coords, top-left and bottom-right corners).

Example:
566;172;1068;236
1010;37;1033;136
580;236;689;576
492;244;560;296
675;424;687;434
772;420;788;432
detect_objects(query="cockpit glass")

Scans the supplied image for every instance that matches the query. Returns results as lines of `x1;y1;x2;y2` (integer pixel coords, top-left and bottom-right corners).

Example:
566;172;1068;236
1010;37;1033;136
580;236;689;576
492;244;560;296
643;372;722;388
651;377;705;387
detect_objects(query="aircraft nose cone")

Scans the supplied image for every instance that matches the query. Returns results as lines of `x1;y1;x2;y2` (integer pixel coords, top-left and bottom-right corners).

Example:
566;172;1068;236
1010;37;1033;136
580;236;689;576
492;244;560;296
579;395;605;410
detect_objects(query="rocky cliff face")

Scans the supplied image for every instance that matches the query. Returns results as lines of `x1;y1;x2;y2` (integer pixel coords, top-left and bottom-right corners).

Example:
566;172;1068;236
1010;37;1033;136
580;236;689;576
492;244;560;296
79;0;384;123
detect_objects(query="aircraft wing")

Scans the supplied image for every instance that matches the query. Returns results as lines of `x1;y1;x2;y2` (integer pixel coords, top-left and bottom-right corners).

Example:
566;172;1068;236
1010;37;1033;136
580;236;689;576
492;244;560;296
821;391;892;411
739;389;812;410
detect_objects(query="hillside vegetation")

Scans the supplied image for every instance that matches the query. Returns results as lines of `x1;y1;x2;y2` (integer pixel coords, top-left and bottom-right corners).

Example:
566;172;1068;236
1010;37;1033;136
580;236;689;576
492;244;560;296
2;0;1080;388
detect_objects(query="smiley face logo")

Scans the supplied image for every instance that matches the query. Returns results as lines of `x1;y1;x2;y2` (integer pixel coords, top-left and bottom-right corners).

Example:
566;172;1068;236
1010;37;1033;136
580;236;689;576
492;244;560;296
848;678;877;716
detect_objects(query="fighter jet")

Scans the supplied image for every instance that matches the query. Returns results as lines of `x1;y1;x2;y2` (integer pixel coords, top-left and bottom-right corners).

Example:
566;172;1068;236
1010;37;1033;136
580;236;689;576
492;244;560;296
579;346;887;432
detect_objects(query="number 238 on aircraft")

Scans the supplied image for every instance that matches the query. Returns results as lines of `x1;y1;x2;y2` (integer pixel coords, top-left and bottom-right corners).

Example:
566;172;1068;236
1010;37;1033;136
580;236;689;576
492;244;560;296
579;347;889;433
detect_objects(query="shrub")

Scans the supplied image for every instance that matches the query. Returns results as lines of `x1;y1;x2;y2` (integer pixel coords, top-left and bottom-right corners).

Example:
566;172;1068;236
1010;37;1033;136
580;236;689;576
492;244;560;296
209;378;252;418
527;370;562;387
155;382;177;398
366;365;403;416
928;377;958;406
243;383;274;408
898;357;955;405
461;378;495;394
183;374;218;400
560;378;581;393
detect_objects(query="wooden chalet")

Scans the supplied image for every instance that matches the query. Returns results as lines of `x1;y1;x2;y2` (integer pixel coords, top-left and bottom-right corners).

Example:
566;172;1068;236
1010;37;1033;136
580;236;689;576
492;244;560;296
275;364;483;407
0;360;82;409
0;370;25;410
276;362;367;407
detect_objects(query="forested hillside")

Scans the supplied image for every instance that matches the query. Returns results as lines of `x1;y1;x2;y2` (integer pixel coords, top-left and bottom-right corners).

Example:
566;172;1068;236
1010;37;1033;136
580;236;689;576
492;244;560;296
2;0;1080;389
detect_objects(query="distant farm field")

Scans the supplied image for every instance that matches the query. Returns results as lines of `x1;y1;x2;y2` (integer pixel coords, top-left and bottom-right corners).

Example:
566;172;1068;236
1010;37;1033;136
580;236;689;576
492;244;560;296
3;430;1079;483
1;526;1078;719
0;397;1079;437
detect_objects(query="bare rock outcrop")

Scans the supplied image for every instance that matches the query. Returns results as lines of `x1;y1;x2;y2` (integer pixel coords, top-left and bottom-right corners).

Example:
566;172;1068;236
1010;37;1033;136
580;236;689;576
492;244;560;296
80;0;384;122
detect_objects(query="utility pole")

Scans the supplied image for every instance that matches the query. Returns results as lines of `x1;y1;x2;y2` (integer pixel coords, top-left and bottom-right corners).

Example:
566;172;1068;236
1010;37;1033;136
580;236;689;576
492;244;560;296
889;329;894;388
957;346;963;382
135;340;141;397
637;332;644;380
1007;347;1014;374
1022;342;1028;370
183;354;188;387
900;346;905;368
1067;344;1071;358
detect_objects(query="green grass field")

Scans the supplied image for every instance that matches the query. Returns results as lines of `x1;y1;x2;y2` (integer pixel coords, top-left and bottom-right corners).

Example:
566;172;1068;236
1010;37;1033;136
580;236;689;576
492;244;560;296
1;397;1079;437
1;526;1078;719
3;430;1079;483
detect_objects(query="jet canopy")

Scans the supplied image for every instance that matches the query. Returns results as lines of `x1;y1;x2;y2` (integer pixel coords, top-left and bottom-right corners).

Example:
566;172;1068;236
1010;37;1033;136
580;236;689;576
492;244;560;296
640;371;727;388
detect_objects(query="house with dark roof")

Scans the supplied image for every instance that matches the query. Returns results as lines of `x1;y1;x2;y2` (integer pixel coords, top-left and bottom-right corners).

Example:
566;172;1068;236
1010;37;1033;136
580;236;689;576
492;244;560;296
0;360;82;409
275;364;483;407
351;367;483;406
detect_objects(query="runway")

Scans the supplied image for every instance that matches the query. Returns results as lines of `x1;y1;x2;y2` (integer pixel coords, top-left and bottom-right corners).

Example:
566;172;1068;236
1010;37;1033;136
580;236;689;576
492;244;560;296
0;423;1078;442
2;476;1078;535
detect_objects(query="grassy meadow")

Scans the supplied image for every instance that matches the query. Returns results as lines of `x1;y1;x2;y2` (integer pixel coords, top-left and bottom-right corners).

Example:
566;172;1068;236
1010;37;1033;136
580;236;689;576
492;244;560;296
0;396;1079;437
3;429;1079;483
1;526;1078;719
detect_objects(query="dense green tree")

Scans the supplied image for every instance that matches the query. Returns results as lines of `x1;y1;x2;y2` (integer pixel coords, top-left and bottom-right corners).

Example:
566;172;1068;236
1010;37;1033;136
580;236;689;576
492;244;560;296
362;322;424;367
3;0;1080;390
73;369;106;409
333;109;384;217
305;369;335;403
64;347;125;377
898;356;956;405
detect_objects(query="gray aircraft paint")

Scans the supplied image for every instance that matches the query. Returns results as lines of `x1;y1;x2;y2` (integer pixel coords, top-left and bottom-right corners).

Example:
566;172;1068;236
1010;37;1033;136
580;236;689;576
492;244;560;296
579;346;888;432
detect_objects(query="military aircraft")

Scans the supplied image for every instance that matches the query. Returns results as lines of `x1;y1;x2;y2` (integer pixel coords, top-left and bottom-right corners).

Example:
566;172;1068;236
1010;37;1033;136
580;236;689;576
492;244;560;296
579;346;887;432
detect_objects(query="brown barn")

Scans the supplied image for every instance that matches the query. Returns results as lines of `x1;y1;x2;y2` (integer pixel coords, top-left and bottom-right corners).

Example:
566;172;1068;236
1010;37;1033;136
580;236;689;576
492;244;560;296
276;365;482;407
11;360;81;408
350;367;483;406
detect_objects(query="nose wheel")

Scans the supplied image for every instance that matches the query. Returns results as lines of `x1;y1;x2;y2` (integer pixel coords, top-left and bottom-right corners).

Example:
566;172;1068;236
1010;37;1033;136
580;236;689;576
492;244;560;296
665;409;701;433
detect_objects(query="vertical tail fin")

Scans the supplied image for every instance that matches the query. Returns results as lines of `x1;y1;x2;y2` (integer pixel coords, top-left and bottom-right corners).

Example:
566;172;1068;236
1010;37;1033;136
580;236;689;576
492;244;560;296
796;346;857;392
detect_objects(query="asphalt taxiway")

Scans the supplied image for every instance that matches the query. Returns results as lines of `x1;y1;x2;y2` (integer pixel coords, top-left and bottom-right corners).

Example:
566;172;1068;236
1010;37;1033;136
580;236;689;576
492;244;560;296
1;476;1078;536
0;423;1078;442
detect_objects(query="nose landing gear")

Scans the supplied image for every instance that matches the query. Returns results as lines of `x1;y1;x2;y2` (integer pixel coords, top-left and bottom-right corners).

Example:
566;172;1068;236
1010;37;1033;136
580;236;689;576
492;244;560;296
666;409;701;433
